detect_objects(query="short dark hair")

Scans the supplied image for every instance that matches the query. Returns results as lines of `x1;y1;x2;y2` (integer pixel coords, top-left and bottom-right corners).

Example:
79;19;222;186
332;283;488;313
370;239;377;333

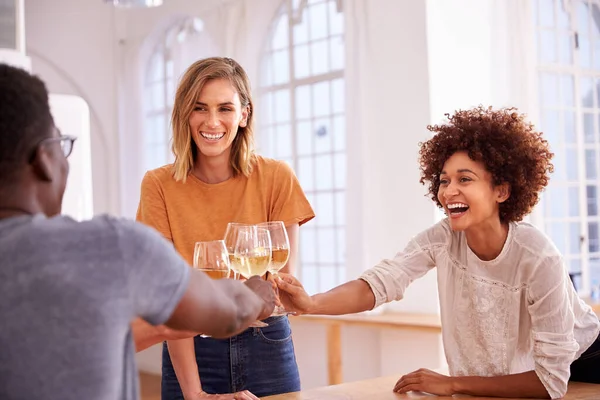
419;106;554;223
0;64;53;183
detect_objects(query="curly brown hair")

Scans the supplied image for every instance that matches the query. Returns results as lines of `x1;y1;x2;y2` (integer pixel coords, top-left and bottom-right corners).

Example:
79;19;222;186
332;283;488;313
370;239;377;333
419;106;554;222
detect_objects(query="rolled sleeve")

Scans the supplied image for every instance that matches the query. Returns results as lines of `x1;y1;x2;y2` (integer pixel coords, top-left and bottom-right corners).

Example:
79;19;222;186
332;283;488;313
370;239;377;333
359;239;438;308
528;259;580;399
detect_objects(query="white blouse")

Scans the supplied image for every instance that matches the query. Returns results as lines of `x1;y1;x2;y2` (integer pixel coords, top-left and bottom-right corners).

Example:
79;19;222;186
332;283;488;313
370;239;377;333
360;219;600;399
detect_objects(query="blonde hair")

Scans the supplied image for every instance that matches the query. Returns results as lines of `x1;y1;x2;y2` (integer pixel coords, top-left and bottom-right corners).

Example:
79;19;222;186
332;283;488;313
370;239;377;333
171;57;255;182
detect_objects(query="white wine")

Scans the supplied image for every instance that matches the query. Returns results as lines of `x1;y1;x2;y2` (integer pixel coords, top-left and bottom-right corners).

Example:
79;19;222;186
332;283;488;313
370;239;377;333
235;254;270;278
198;268;230;280
269;248;290;273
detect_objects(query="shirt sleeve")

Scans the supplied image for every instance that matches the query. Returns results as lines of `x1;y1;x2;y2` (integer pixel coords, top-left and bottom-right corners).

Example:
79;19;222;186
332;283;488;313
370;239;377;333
269;161;315;227
111;218;190;325
359;227;441;308
136;171;173;241
528;257;579;399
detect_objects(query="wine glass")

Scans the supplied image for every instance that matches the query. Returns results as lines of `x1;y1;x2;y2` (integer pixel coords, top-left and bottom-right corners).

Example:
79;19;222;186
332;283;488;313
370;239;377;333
224;223;253;280
257;221;290;316
233;225;272;327
193;240;231;337
193;240;232;279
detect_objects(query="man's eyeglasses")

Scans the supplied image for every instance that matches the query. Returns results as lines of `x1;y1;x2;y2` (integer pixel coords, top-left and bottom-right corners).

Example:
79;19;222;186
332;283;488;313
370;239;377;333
36;135;77;158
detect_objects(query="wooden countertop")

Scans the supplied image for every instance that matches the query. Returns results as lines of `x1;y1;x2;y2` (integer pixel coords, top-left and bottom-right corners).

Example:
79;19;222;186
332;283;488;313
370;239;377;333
260;374;600;400
293;312;442;331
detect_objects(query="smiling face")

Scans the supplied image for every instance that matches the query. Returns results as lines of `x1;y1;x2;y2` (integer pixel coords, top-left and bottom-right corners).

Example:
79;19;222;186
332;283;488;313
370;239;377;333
437;151;509;232
189;78;249;161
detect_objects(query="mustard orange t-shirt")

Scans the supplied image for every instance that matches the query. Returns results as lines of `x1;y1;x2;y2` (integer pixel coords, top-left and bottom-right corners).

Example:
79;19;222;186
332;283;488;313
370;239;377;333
136;155;315;265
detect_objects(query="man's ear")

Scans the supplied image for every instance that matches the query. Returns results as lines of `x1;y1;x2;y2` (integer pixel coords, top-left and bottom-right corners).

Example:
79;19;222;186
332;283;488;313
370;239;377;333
496;183;511;204
30;146;53;183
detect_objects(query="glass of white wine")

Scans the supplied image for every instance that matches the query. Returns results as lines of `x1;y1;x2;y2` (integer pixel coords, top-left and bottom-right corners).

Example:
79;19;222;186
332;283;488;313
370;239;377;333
224;222;253;280
193;239;231;337
257;221;290;316
233;225;272;327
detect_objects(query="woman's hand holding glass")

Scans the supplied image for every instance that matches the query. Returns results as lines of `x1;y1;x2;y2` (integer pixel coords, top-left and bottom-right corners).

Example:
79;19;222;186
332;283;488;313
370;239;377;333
275;273;315;315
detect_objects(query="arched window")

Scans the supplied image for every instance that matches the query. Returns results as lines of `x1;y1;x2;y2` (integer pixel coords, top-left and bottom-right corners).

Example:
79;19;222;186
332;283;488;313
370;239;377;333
534;0;600;295
143;17;216;172
259;0;345;294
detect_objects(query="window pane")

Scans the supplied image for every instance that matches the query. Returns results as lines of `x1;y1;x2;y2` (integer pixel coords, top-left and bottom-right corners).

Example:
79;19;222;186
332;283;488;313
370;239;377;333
590;258;600;289
150;82;165;111
581;35;592;69
300;227;316;263
334;153;346;189
296;121;313;156
540;73;559;106
331;78;344;114
594;39;600;70
580;77;594;108
336;227;345;264
319;266;337;292
314;118;332;153
561;74;575;106
297;156;314;191
548;222;567;254
537;0;554;27
301;265;318;295
329;1;343;35
315;192;334;226
538;29;557;63
273;50;290;85
273;89;291;123
557;0;570;28
565;110;576;144
271;15;289;50
584;112;595;143
275;123;293;158
309;2;328;41
586;149;597;179
558;33;573;65
295;85;311;120
541;109;560;145
335;191;345;226
567;147;579;180
317;228;335;263
552;147;566;181
332;115;345;151
148;52;164;82
294;44;310;79
310;40;329;75
293;8;309;45
587;185;598;216
545;185;567;218
315;154;333;190
577;1;589;34
330;35;345;71
570;222;582;254
589;222;599;253
569;186;580;217
313;81;331;117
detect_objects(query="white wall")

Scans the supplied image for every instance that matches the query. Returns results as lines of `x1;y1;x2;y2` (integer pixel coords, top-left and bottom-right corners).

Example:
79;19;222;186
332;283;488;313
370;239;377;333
22;0;533;391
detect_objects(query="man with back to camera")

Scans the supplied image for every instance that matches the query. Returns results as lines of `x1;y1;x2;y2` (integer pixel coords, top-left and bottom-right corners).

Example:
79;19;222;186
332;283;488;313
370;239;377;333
0;63;275;399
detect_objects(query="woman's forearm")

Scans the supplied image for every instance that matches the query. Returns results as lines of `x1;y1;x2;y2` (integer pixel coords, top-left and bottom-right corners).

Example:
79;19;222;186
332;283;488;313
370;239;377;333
309;279;376;315
167;338;202;397
452;370;550;399
132;318;162;352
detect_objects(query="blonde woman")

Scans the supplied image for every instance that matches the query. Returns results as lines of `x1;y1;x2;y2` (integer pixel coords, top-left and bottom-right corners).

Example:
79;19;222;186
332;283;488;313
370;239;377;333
137;57;314;400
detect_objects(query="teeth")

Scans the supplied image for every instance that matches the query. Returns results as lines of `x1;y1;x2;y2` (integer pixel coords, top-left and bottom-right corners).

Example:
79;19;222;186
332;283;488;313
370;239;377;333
201;132;225;140
448;203;468;209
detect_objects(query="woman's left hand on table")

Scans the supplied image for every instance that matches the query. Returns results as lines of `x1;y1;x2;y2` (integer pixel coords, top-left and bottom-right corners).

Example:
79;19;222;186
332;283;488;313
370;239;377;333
393;368;454;396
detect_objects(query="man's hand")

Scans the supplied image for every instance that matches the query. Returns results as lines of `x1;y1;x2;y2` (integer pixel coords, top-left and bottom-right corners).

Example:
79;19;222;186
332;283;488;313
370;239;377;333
393;368;454;396
243;276;276;320
275;273;315;315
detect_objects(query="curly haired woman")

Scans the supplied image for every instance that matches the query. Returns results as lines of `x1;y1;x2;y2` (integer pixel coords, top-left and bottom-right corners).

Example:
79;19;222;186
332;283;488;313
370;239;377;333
275;106;600;399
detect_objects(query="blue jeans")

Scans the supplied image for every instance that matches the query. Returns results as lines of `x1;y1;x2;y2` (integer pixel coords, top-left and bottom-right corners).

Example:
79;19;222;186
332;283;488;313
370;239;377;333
161;316;301;399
